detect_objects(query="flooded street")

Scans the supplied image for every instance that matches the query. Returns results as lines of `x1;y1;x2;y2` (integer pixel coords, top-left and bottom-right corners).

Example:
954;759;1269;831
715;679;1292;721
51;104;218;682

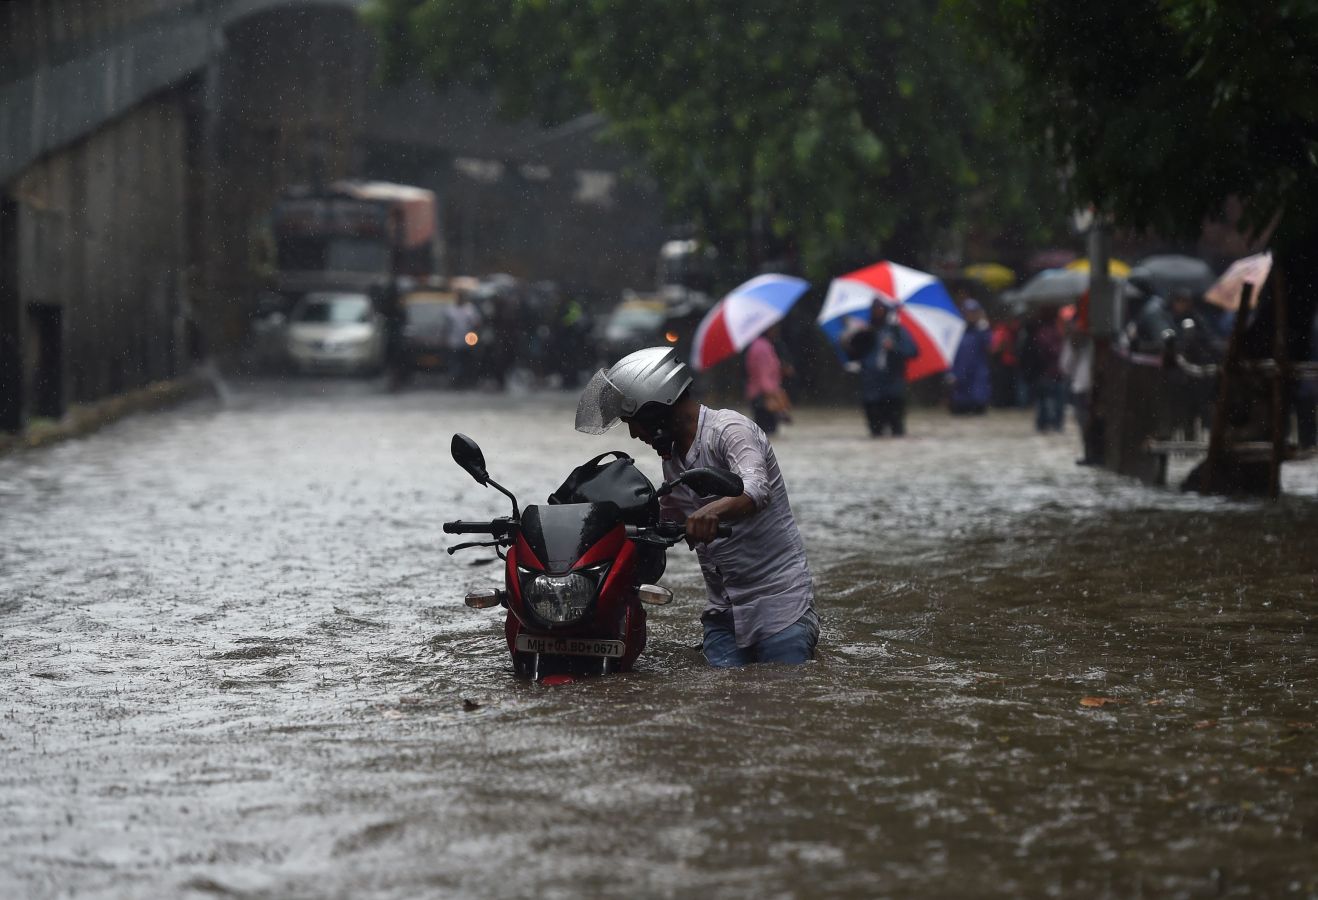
2;380;1315;899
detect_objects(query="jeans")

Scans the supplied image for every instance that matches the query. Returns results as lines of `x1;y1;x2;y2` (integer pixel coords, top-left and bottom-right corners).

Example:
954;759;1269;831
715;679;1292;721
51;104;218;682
863;398;906;436
1015;376;1034;409
1035;378;1066;432
703;609;820;668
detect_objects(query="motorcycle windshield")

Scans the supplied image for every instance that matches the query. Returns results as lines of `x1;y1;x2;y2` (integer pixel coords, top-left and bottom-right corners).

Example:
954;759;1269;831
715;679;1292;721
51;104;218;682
519;502;622;573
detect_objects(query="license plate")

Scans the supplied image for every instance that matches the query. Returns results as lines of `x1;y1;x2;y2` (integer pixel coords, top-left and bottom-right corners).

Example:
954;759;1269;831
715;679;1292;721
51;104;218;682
515;634;625;658
417;353;442;368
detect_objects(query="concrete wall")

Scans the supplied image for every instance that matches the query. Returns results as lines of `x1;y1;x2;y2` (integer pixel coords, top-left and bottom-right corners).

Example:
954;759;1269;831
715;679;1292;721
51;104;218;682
1;0;212;187
0;0;366;186
1;0;371;428
9;89;191;409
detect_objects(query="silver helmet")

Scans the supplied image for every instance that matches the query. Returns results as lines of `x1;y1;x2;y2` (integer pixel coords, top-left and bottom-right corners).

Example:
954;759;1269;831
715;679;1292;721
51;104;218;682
575;346;693;434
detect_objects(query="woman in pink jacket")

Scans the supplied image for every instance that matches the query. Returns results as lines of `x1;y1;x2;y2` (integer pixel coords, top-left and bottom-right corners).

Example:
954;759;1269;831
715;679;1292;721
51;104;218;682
744;324;790;436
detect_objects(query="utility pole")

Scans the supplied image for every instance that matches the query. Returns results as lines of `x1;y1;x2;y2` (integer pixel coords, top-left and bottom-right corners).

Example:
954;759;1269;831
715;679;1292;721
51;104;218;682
0;196;23;433
1086;218;1113;336
1203;283;1254;495
1085;216;1113;467
1268;273;1290;498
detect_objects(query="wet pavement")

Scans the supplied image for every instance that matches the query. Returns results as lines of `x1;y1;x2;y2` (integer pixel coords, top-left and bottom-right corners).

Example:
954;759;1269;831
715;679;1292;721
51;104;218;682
1;377;1315;899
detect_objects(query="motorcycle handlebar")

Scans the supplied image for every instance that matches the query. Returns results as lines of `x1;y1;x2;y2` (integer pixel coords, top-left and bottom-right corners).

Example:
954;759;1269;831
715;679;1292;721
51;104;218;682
648;521;734;541
443;520;510;536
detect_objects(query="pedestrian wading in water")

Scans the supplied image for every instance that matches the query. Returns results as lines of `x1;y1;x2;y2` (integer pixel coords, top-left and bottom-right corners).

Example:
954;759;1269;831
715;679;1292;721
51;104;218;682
845;299;918;437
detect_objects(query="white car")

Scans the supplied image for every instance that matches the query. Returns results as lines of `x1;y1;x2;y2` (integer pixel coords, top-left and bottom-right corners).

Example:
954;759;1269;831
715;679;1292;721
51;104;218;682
286;292;385;375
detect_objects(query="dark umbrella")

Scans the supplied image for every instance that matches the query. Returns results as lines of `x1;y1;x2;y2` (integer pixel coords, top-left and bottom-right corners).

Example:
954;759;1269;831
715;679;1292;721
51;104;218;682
1005;268;1089;308
1004;268;1141;312
1128;255;1216;299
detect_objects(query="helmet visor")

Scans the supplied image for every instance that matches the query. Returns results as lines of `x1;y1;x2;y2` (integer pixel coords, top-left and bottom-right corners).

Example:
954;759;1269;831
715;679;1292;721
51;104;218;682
575;369;629;434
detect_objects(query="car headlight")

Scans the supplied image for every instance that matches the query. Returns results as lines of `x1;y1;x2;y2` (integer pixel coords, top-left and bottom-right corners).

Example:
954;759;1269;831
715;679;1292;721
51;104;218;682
522;568;603;624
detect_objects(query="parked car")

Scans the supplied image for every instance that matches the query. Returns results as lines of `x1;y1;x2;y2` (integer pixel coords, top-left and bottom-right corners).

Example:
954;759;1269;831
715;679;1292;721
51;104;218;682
286;292;385;375
595;287;711;365
597;297;672;365
399;289;458;379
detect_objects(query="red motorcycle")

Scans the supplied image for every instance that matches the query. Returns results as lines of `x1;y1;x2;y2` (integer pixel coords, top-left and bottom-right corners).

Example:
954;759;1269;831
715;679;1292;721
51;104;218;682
443;433;740;681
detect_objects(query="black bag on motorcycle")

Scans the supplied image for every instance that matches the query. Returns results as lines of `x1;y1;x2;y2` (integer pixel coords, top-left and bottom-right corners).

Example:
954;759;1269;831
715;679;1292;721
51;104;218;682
548;451;665;584
548;451;658;524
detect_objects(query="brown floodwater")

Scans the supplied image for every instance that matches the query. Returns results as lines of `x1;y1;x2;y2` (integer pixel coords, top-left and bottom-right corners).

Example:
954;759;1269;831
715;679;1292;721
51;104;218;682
1;378;1314;898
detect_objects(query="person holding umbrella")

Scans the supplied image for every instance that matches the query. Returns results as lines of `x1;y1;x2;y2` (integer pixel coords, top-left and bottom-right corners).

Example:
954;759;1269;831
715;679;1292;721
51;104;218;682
846;298;919;436
816;260;967;436
689;273;810;438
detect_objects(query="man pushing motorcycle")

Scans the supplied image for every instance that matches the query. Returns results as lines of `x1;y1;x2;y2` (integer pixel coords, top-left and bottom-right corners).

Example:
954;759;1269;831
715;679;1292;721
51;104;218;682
576;346;819;667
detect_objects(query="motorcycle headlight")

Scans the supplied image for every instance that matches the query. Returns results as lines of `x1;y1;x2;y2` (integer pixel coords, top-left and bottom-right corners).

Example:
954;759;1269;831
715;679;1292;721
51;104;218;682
523;569;601;624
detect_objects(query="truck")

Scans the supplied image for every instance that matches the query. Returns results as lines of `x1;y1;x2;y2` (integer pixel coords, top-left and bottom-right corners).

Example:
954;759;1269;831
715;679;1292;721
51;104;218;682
252;180;442;373
269;179;442;299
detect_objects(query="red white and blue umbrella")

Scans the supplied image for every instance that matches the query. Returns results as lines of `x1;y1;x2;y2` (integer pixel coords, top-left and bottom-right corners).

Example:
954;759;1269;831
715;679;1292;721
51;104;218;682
816;261;965;381
690;274;811;371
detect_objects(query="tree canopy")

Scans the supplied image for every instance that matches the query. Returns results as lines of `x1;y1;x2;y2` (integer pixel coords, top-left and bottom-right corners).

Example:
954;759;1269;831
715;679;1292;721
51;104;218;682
962;0;1318;354
965;1;1318;251
365;0;1066;280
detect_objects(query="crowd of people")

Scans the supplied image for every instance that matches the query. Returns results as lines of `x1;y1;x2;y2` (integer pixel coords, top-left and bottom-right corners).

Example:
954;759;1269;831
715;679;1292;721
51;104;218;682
976;301;1081;433
735;272;1318;463
375;266;1316;458
802;290;1099;443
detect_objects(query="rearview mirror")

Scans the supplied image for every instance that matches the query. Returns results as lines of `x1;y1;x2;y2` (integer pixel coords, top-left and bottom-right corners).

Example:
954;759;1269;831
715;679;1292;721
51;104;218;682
451;433;489;485
664;467;743;498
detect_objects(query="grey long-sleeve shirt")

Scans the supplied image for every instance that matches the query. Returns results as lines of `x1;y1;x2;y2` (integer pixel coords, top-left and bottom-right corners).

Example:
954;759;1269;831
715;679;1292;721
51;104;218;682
659;406;814;648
